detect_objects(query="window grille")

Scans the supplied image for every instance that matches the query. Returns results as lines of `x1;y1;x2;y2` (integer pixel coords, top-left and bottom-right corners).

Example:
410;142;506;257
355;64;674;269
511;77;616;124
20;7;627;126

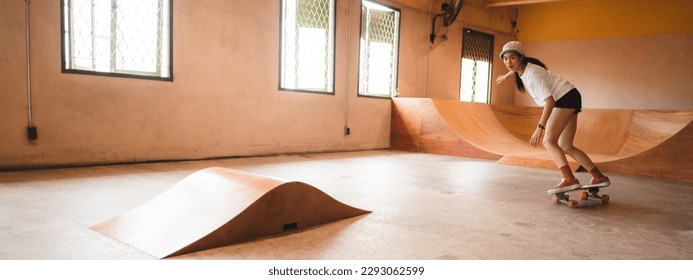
280;0;335;93
460;28;493;103
358;1;400;98
61;0;172;80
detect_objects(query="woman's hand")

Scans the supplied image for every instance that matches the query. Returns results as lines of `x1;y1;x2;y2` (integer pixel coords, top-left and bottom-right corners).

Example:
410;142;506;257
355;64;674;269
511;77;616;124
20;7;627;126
496;75;507;84
530;128;543;147
496;71;513;84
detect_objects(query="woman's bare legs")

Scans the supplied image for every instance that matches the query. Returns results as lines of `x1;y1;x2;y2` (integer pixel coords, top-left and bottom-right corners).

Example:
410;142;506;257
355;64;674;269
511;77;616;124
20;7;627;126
542;108;582;188
543;108;576;169
545;108;610;187
557;113;596;170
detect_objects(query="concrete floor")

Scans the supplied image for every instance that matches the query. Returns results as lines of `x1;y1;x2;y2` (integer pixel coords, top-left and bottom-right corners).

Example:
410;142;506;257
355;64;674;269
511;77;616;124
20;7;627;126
1;150;692;260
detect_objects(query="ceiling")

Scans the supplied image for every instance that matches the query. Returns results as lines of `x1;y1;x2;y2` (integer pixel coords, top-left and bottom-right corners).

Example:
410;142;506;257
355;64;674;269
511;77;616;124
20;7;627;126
485;0;576;8
394;0;577;11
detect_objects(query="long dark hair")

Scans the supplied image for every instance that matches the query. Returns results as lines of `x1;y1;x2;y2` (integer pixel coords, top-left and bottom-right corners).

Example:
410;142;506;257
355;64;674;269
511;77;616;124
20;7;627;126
515;57;547;93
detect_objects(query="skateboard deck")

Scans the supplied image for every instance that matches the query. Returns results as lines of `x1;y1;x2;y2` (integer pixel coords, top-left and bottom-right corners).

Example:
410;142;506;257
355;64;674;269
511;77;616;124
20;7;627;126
549;184;610;208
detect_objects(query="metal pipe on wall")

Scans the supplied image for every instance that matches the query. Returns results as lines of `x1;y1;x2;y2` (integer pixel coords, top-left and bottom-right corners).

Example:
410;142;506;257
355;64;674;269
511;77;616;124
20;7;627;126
343;0;352;136
25;0;37;140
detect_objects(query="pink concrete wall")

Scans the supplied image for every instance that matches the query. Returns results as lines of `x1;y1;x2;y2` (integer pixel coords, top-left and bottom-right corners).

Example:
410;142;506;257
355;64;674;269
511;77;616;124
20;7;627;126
400;0;518;103
0;0;519;168
0;0;407;168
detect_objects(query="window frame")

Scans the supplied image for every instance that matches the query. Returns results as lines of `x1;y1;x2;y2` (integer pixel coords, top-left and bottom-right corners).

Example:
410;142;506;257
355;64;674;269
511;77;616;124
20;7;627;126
278;0;337;95
459;28;494;103
60;0;174;82
356;0;401;99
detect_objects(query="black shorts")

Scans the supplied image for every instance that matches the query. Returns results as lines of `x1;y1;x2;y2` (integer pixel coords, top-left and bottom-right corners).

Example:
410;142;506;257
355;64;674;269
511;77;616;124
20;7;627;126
555;88;582;114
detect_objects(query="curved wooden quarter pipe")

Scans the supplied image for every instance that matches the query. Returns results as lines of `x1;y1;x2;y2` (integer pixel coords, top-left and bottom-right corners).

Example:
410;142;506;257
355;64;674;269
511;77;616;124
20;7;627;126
392;98;693;181
90;167;370;258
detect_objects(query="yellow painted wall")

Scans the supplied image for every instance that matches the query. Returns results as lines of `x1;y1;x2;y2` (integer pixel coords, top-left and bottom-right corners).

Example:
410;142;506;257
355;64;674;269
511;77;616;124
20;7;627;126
517;0;693;42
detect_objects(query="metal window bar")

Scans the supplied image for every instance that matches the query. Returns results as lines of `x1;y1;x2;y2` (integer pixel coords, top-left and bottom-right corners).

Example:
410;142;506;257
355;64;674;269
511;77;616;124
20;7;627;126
63;0;170;80
359;1;399;97
280;0;335;93
461;28;494;103
110;1;117;73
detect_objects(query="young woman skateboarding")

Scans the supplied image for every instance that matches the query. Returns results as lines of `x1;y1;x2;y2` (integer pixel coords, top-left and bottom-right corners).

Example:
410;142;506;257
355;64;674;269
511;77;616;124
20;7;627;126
496;41;610;193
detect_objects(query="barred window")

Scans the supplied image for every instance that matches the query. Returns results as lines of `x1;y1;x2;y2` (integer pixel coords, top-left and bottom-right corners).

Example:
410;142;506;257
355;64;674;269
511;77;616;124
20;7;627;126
61;0;172;81
358;1;400;98
460;28;493;103
280;0;335;94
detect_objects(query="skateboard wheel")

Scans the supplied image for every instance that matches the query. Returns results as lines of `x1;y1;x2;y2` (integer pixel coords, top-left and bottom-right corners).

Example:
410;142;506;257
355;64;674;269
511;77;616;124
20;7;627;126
568;200;578;208
580;191;589;200
552;196;561;205
601;194;610;204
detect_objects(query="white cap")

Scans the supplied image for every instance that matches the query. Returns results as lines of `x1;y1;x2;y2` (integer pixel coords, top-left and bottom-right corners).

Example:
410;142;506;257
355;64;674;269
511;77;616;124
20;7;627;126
499;41;525;59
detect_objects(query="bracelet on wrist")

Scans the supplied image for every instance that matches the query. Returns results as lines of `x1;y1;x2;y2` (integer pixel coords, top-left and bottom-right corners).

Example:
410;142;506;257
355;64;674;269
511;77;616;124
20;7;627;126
538;124;545;129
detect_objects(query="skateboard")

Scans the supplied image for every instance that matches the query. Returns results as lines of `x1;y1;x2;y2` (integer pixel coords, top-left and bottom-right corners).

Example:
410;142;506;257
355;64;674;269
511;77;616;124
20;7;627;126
549;185;610;208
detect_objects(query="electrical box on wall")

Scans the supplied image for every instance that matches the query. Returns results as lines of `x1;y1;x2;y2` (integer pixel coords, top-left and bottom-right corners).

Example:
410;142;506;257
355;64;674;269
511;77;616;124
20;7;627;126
27;126;37;140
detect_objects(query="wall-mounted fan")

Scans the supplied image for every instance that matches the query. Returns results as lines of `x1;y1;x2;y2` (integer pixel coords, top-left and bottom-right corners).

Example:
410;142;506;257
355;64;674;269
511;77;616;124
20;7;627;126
430;0;464;44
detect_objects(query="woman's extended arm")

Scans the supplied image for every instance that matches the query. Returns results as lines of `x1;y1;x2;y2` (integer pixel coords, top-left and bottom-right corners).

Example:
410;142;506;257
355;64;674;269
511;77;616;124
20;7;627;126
496;70;514;84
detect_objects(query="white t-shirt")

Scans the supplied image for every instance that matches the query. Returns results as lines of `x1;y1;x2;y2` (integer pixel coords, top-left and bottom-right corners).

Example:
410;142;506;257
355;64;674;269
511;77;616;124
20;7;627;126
519;63;575;106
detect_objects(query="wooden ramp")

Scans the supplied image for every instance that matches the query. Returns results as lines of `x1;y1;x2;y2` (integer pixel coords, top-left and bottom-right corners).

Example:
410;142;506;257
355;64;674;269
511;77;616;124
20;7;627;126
392;98;693;181
91;167;370;258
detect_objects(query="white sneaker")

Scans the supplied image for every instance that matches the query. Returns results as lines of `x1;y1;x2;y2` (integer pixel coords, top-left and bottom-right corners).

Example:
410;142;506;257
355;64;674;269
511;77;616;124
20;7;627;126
547;179;581;195
587;176;610;188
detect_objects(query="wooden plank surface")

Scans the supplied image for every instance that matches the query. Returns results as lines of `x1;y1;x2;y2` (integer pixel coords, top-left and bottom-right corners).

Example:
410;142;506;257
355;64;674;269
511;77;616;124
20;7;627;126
391;98;693;181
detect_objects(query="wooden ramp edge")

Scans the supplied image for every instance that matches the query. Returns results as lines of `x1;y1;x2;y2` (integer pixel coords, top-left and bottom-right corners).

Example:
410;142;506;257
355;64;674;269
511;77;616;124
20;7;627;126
391;98;693;181
596;121;693;180
391;98;571;170
391;98;503;161
90;167;370;258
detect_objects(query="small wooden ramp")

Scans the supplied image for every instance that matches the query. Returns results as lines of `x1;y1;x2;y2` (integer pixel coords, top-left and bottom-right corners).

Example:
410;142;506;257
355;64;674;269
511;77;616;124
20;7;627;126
91;167;370;258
